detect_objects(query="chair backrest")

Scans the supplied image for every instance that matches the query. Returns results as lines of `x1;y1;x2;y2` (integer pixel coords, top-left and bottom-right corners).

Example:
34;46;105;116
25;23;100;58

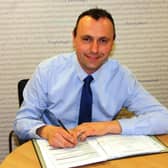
9;79;29;153
18;79;29;106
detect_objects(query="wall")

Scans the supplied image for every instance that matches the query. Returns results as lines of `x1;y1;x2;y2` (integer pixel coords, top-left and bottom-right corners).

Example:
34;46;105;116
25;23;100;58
0;0;168;162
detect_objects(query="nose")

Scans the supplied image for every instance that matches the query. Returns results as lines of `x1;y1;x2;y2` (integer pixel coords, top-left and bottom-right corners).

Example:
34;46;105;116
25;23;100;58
91;40;99;53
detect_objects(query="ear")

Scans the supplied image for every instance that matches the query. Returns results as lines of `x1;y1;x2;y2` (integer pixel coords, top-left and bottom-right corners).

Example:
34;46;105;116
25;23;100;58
110;41;116;55
72;31;76;48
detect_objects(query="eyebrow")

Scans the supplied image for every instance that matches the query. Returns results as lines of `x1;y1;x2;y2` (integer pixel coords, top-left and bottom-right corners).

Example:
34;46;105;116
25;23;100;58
81;35;110;40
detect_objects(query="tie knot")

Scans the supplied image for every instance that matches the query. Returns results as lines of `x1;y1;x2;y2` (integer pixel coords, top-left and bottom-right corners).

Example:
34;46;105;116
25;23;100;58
84;75;93;84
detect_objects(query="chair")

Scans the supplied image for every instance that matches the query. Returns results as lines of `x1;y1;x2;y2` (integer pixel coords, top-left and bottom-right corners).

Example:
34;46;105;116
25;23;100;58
17;79;29;106
8;79;29;153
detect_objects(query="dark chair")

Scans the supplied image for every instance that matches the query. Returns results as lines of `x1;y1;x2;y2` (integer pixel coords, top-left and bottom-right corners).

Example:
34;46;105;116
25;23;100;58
8;79;29;153
17;79;29;107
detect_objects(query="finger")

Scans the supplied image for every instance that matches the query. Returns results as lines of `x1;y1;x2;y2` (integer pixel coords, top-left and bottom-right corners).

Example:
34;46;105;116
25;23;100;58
77;129;93;141
78;134;87;141
47;127;77;148
61;129;78;145
74;125;88;137
49;132;76;148
69;130;78;144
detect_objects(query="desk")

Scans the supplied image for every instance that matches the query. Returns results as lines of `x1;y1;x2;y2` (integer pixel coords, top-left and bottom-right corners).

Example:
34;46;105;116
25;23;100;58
1;135;168;168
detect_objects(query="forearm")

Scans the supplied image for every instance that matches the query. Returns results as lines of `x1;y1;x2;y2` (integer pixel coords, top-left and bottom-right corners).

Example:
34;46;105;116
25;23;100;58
119;111;168;135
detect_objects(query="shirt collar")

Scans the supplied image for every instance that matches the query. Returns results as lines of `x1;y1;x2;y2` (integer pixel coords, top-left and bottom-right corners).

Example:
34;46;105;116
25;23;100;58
74;54;87;81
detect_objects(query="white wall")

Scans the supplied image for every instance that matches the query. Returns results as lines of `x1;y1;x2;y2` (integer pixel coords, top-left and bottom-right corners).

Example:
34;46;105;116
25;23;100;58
0;0;168;162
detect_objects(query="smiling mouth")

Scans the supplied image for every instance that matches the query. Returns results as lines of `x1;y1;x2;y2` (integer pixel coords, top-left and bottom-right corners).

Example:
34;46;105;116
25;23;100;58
85;54;101;60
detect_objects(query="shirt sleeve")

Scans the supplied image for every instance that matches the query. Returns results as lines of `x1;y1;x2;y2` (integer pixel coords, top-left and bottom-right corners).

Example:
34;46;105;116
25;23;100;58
119;71;168;135
13;63;49;140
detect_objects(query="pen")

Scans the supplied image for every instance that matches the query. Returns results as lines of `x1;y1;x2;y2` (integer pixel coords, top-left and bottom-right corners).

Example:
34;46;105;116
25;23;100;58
57;119;71;134
58;119;78;146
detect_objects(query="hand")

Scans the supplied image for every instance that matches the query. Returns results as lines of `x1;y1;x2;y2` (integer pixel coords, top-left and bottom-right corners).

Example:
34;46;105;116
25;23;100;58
37;125;78;148
73;120;122;141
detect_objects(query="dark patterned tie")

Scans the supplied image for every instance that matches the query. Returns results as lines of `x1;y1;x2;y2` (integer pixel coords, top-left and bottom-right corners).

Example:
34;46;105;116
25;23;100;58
78;75;93;124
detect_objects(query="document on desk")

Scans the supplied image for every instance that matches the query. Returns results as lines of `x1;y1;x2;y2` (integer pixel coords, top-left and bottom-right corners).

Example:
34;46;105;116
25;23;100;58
33;135;168;168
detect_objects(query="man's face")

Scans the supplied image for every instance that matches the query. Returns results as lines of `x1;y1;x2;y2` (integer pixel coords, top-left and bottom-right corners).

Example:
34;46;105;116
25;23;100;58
73;16;114;74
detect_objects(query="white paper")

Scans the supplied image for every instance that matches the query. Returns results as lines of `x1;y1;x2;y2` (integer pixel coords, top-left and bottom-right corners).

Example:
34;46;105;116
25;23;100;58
36;138;107;168
96;135;166;159
35;135;167;168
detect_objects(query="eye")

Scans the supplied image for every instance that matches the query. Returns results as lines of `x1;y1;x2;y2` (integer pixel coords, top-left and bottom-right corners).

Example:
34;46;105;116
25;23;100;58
99;38;109;44
81;36;92;43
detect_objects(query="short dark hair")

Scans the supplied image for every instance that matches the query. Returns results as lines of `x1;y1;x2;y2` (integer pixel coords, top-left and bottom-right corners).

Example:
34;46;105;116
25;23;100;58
73;8;116;40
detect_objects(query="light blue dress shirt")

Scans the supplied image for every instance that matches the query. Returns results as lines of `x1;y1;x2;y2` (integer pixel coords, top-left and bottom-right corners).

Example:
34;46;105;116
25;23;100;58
14;52;168;140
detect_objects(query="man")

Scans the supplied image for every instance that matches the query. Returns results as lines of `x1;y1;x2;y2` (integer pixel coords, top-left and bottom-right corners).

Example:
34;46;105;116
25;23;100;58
14;8;168;148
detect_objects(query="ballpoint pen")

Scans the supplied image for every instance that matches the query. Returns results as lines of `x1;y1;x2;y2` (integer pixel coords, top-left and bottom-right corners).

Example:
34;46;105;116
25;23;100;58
43;109;72;135
57;119;71;134
57;119;78;145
